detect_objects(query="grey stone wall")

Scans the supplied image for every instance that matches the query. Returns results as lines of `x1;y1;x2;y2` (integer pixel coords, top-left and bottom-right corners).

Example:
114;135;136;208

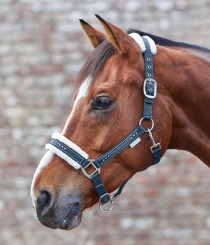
0;0;209;244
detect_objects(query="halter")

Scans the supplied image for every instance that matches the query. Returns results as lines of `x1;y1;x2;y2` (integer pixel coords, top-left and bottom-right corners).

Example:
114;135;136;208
45;34;161;212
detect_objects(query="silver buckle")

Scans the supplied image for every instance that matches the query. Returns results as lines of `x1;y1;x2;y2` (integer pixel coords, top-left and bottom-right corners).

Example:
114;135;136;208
81;159;100;179
143;78;157;99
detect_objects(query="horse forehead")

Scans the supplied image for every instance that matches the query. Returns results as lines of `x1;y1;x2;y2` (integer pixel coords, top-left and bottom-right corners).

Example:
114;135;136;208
95;56;132;80
92;60;140;92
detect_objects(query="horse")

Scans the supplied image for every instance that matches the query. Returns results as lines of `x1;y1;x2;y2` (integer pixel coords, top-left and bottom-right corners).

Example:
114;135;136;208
31;15;210;230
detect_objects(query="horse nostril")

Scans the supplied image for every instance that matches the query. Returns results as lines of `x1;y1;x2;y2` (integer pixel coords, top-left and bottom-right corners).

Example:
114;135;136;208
37;190;53;216
72;201;80;214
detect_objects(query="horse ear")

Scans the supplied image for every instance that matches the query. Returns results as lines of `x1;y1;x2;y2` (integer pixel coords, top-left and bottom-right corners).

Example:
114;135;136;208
79;19;106;48
95;14;134;54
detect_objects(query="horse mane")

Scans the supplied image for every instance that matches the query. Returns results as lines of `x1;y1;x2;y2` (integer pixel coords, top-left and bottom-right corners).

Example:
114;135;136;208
128;29;210;53
76;29;210;87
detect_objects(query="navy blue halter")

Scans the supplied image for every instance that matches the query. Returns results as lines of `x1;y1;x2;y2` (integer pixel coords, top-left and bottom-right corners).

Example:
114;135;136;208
48;37;161;212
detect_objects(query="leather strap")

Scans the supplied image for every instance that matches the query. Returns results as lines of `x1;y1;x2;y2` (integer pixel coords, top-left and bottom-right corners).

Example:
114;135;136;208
152;147;161;165
95;125;146;167
91;172;110;204
142;37;155;120
112;179;129;200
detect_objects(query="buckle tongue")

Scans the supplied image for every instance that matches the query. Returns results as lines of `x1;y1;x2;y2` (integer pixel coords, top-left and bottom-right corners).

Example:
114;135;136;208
81;159;100;179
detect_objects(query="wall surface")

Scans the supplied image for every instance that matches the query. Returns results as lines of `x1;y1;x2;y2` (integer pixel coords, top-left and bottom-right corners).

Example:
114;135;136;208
0;0;209;244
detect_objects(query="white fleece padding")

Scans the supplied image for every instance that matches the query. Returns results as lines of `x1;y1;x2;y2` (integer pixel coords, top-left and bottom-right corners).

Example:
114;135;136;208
51;132;89;159
45;144;82;170
129;33;146;52
129;33;157;55
142;35;157;55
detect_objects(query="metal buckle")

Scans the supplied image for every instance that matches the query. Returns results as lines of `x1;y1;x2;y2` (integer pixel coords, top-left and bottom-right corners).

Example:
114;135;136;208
81;159;100;179
99;193;114;213
150;143;161;153
143;78;157;99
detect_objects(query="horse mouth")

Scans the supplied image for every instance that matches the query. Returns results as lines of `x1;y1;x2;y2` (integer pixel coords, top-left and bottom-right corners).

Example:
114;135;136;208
59;208;82;230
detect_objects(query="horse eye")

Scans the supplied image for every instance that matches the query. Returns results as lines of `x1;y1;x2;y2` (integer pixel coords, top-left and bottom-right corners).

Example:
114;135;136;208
92;96;113;110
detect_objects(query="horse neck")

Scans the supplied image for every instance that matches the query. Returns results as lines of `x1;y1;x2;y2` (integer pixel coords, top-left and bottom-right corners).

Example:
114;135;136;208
155;46;210;166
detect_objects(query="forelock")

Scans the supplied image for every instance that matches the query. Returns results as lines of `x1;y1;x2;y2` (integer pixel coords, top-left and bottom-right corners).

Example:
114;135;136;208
76;40;115;87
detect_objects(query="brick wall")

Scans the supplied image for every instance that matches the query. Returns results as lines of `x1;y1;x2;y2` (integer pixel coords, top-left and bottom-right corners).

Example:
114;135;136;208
0;0;209;244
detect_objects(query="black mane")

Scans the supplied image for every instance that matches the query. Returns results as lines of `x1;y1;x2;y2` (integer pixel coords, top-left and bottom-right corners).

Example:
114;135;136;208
128;29;210;53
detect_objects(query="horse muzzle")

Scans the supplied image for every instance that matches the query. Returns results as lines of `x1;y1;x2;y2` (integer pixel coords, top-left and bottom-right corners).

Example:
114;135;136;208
35;188;83;230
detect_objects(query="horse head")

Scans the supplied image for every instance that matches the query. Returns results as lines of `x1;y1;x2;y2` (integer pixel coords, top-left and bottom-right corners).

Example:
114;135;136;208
31;15;172;230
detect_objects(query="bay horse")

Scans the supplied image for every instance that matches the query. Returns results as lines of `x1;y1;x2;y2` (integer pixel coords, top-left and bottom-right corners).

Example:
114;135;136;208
31;15;210;230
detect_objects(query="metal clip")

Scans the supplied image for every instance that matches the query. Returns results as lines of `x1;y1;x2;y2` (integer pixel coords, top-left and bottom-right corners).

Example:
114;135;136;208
148;128;160;153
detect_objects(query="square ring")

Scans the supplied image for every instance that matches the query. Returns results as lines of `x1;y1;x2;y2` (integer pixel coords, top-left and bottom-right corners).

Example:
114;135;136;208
81;159;100;179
